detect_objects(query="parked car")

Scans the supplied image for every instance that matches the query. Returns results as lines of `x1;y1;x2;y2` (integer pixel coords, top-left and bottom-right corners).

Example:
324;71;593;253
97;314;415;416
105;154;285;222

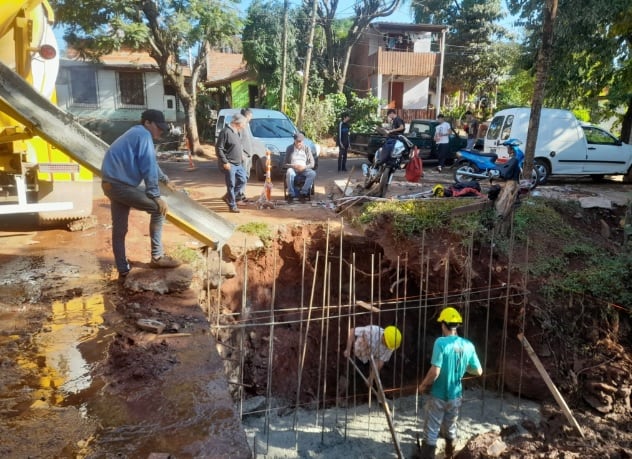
484;107;632;184
349;119;466;164
215;108;319;180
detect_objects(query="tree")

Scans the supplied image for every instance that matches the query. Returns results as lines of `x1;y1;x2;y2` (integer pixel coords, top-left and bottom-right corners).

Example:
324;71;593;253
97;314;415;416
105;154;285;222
51;0;241;155
242;0;297;108
411;0;507;105
509;0;631;141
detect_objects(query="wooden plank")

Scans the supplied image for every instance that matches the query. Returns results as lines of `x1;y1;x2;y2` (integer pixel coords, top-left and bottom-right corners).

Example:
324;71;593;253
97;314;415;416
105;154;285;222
356;300;381;313
347;357;403;459
517;333;585;439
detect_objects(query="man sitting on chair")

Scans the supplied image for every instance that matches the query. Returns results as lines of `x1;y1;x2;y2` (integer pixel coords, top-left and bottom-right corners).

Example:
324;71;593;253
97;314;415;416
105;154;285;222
285;133;316;203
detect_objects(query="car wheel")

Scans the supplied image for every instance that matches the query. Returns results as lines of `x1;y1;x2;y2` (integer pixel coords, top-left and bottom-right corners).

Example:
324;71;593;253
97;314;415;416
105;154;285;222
533;158;550;185
254;156;266;181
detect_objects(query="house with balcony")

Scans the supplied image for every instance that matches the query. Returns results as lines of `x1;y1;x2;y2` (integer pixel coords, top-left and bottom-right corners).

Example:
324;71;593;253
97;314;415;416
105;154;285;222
347;22;448;120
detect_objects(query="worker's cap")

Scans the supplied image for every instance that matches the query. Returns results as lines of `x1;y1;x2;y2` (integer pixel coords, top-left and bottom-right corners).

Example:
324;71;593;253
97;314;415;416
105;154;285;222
437;113;445;119
383;325;402;350
294;132;305;142
141;109;169;131
231;113;247;125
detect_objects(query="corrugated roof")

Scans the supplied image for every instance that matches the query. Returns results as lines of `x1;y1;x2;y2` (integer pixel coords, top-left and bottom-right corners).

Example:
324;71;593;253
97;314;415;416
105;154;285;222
206;50;248;83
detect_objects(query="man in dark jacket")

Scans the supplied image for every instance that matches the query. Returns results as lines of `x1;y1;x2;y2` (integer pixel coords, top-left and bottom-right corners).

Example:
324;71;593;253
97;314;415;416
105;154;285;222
216;114;247;213
337;113;351;172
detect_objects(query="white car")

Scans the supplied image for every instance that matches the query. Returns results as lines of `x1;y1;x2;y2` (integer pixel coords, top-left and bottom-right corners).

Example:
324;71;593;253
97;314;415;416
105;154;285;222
215;108;319;180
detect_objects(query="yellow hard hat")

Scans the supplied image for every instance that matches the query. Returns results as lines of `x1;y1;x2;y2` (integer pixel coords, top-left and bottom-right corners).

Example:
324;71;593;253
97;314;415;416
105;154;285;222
437;306;462;324
432;184;444;197
383;325;402;350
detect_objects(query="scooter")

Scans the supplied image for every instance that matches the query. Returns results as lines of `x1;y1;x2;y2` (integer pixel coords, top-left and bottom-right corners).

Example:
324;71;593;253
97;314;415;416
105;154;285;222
362;132;415;197
452;138;540;189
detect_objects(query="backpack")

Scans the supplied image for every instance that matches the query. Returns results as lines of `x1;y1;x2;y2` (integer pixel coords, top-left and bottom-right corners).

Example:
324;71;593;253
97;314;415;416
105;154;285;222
444;181;482;197
405;147;423;182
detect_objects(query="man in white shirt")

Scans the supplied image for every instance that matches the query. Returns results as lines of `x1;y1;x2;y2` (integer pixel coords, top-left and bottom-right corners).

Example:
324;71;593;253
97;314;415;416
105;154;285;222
435;113;451;172
285;133;316;203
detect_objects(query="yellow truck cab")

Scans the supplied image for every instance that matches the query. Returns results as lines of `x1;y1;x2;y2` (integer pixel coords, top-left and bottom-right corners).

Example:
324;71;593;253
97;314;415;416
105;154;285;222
0;0;93;222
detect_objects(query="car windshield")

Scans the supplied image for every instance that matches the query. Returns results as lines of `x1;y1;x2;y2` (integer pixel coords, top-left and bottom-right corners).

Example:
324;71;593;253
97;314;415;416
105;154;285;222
250;118;297;138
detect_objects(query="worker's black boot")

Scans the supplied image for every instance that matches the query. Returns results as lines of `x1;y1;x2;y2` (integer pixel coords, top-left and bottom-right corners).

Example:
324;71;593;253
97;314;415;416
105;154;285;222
444;439;456;459
419;441;436;459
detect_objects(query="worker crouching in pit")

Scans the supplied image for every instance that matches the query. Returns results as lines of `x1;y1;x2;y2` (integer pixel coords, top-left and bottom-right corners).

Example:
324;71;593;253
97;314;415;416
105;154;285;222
343;324;402;391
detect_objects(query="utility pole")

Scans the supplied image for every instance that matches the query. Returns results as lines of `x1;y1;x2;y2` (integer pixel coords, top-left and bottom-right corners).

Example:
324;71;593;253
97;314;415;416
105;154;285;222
279;0;289;112
297;0;317;129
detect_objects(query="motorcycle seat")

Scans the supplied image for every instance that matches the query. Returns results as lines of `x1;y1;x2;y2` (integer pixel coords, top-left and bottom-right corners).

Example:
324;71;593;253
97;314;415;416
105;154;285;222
473;151;499;161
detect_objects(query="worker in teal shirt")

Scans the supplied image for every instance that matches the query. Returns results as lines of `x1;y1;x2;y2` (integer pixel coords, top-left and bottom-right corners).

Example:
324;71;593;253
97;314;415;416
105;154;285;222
417;307;483;459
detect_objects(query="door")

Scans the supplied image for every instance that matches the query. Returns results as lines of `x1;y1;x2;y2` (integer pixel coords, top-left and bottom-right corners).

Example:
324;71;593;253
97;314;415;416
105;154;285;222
582;126;630;174
388;82;404;109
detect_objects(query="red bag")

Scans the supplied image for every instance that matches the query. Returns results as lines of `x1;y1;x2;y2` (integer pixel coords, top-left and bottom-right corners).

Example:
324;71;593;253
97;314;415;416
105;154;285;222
405;147;423;182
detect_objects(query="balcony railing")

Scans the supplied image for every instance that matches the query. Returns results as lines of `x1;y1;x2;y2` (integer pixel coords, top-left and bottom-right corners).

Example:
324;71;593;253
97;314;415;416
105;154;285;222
369;47;439;77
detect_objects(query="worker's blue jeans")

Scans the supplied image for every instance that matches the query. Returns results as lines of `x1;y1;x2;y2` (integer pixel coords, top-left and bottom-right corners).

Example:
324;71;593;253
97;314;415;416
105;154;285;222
421;394;461;446
102;181;164;274
223;163;247;208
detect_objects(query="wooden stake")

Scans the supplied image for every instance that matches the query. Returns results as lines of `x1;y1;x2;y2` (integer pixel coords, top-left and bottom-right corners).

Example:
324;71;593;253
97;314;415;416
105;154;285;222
517;333;585;439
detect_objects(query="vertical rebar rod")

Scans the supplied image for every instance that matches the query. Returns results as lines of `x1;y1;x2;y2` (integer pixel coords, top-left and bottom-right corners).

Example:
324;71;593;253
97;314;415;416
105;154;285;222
517;237;530;411
239;240;248;420
264;249;277;450
321;261;332;442
391;255;401;419
294;251;320;449
343;255;353;439
399;254;408;402
293;239;308;431
335;221;343;418
443;254;450;305
481;229;494;415
499;219;516;412
316;224;331;426
463;230;474;337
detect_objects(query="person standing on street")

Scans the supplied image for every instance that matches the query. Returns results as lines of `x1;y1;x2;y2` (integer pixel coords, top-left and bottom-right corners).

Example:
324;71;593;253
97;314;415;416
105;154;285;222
101;109;181;280
435;113;451;172
417;306;483;459
238;108;254;200
465;111;479;150
216;113;247;213
337;113;351;172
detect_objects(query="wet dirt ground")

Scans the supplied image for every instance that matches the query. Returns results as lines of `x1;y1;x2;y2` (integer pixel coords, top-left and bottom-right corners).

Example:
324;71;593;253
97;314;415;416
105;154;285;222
1;145;631;458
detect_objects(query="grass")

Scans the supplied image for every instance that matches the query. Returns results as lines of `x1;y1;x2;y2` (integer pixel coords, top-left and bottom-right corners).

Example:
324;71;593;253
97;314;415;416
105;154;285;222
237;221;274;247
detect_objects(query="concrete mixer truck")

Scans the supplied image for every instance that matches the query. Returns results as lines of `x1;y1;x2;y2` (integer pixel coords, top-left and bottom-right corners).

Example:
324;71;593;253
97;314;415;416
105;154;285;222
0;0;93;223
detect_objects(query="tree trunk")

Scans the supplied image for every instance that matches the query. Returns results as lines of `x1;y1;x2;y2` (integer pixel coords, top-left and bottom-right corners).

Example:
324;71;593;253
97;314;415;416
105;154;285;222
495;181;519;231
621;96;632;145
495;0;557;225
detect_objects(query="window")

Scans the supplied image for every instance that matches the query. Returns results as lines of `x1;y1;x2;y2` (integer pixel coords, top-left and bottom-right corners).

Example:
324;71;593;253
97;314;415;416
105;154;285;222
69;67;98;107
582;126;617;145
117;71;145;108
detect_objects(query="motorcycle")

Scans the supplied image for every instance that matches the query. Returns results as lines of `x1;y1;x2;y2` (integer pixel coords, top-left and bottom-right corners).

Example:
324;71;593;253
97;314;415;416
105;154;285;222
452;138;540;190
362;131;415;197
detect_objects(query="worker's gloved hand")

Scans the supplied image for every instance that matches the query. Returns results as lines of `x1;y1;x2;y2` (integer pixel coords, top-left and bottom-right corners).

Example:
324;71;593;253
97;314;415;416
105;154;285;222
154;197;168;216
164;181;177;192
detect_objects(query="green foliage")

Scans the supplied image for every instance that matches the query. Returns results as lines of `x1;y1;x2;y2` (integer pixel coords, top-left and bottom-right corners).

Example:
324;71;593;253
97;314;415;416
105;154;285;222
299;97;337;142
237;222;274;247
357;199;471;237
345;93;384;133
497;69;534;109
